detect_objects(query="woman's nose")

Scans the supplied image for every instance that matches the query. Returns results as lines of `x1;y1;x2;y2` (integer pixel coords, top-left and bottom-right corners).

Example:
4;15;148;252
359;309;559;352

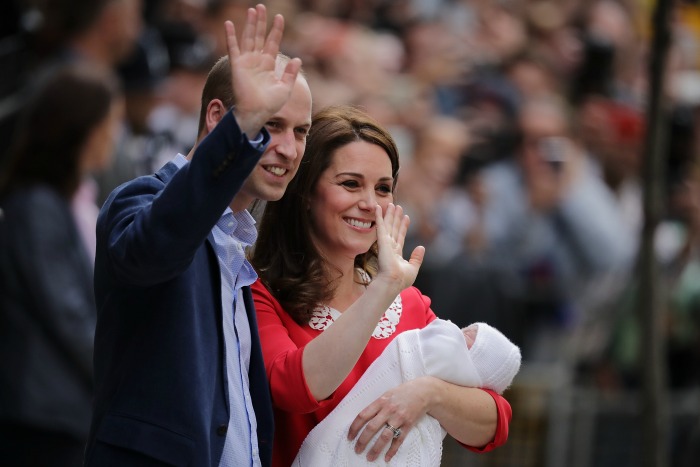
357;190;376;210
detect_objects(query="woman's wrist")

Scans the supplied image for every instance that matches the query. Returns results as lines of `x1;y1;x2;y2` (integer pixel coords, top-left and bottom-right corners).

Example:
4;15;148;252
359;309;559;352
365;275;404;303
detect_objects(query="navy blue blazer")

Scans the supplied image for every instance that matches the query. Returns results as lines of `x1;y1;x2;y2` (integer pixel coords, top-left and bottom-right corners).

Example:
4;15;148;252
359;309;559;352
85;112;274;467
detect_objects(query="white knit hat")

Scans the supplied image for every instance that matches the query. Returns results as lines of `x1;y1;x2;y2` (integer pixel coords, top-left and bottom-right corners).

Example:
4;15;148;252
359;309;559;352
468;322;521;394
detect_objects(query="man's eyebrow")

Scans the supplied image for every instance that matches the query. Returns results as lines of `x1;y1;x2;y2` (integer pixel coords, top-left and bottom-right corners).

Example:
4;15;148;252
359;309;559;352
267;117;311;128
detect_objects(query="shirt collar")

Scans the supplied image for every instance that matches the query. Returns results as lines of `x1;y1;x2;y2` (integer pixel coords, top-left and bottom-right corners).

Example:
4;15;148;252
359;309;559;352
217;208;257;240
173;153;188;169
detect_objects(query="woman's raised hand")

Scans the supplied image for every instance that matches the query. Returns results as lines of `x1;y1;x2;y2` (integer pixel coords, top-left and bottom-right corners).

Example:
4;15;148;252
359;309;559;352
373;203;425;293
224;4;302;137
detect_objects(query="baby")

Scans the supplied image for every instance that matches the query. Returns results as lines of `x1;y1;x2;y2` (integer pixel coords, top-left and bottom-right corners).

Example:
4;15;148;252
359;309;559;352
293;319;522;467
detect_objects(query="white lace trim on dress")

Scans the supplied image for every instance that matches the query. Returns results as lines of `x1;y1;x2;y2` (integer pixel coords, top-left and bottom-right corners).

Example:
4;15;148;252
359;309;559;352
308;295;403;339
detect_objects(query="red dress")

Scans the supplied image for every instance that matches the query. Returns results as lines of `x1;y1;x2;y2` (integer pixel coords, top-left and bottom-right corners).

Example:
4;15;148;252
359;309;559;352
251;280;512;467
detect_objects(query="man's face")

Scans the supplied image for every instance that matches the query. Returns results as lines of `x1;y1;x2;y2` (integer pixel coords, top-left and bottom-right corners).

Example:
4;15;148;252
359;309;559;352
233;75;312;211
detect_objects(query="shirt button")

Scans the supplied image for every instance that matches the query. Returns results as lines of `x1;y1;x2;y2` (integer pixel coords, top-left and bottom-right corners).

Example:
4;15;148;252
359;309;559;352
217;424;228;436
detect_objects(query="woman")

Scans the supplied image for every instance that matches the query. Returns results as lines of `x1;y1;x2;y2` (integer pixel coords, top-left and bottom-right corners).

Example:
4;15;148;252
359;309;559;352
0;62;123;466
250;105;512;466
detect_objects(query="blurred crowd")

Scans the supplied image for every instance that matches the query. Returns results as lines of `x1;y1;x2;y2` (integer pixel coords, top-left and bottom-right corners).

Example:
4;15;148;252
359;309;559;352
1;0;700;462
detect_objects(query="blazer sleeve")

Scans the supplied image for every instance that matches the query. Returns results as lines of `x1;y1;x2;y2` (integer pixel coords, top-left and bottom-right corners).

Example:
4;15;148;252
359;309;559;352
100;112;269;286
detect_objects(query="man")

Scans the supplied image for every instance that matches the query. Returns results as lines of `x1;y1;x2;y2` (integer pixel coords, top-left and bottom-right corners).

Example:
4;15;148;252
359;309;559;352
84;5;312;466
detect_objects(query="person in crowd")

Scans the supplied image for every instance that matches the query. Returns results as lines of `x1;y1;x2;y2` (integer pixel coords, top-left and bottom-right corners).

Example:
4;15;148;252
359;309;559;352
93;26;172;206
84;6;311;466
0;62;123;467
58;0;143;71
0;0;142;180
295;318;521;466
250;105;513;467
437;94;634;359
399;115;471;264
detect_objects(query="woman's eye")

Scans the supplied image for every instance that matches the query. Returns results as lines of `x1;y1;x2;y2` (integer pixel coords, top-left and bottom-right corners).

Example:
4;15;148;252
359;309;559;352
377;184;392;194
341;180;359;188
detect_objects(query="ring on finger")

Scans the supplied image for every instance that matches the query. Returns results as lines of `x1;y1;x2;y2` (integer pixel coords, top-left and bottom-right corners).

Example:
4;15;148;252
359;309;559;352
384;423;401;439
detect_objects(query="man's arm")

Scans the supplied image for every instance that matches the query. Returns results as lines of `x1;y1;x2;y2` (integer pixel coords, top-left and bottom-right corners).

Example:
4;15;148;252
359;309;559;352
99;5;302;286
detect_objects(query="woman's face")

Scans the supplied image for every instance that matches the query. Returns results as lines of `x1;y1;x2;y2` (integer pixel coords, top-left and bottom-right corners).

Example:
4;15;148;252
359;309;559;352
309;140;394;263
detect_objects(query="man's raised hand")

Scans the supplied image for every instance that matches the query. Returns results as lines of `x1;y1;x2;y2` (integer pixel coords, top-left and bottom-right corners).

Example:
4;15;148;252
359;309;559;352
225;4;302;137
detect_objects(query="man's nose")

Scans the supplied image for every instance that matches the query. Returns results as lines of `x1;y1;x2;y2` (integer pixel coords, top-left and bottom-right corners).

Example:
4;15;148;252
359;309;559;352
276;129;297;160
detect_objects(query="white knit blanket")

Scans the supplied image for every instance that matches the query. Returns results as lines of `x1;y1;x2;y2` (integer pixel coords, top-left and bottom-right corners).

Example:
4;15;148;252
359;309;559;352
293;319;482;467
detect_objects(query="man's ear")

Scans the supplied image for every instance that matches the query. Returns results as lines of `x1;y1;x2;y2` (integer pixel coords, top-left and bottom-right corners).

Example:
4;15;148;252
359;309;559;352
205;99;227;134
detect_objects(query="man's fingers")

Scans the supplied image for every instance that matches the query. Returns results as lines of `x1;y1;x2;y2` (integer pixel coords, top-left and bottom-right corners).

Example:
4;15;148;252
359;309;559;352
240;7;257;52
279;57;302;86
253;4;267;51
225;21;240;60
262;14;285;56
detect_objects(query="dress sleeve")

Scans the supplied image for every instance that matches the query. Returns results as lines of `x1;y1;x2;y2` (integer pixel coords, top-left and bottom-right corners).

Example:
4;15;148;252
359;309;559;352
463;389;512;453
251;280;333;413
409;286;437;325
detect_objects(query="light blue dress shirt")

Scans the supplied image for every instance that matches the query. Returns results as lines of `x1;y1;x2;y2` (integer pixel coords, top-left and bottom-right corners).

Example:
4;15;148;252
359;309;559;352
172;154;261;467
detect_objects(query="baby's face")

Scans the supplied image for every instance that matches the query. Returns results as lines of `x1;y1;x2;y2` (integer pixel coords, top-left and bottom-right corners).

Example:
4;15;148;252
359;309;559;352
462;324;478;350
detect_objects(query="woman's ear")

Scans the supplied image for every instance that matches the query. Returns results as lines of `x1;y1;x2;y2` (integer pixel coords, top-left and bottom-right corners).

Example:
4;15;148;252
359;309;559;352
205;99;227;134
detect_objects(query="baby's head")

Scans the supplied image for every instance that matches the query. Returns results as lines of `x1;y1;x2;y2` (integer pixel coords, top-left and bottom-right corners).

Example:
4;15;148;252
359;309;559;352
462;323;521;394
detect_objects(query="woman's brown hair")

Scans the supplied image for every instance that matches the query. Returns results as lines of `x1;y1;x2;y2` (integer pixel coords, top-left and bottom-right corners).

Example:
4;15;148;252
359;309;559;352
250;104;400;325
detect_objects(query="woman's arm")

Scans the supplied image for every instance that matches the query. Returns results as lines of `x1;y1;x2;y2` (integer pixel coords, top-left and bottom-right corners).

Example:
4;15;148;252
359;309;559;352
426;380;501;447
348;377;510;463
302;204;424;400
301;277;406;400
